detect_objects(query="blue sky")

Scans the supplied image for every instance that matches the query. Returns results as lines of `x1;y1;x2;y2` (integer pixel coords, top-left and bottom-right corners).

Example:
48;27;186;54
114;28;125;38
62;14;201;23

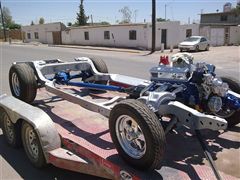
1;0;238;25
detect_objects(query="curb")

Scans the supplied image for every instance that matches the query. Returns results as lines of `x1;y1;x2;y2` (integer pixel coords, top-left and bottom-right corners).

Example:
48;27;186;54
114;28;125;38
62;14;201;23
49;45;142;54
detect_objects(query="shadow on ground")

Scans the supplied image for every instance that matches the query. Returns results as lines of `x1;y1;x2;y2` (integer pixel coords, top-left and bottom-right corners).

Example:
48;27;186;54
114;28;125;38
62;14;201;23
0;133;106;180
1;95;239;179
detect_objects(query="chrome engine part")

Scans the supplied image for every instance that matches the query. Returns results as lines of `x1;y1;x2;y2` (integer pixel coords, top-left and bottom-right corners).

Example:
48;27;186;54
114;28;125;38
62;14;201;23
202;74;229;98
138;92;176;112
150;65;190;82
208;96;223;113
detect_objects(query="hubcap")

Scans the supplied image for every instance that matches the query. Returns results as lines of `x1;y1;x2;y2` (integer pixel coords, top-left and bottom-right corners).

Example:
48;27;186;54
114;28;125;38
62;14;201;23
25;126;39;160
115;115;146;159
3;113;15;143
12;73;20;97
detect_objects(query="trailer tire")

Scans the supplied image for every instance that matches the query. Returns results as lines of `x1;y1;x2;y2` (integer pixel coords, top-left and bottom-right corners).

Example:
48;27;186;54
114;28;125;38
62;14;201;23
21;121;46;168
216;76;240;127
1;110;21;148
89;57;108;85
109;99;166;170
9;63;37;103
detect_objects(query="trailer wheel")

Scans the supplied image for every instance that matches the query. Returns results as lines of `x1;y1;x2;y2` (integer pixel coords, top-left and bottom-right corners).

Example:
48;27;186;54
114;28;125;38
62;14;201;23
21;122;46;168
1;110;21;148
89;57;108;85
215;77;240;127
109;99;166;170
9;63;37;103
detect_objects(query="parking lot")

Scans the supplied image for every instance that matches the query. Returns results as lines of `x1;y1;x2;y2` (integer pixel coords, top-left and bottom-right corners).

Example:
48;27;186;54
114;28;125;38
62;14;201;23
0;43;240;179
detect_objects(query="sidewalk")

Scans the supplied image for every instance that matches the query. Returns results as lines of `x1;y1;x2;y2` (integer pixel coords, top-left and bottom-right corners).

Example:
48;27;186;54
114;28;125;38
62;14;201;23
49;44;143;54
7;40;180;54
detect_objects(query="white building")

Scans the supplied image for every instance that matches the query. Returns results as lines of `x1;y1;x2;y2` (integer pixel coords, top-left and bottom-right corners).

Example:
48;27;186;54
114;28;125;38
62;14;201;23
21;22;66;44
62;22;200;50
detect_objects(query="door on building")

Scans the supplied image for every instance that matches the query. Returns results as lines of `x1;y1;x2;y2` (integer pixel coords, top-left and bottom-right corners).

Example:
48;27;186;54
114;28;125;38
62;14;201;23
161;29;167;49
52;31;62;45
210;28;224;46
224;27;230;45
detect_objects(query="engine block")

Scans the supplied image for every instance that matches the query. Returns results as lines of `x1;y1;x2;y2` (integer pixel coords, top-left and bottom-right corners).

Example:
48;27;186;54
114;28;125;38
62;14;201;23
150;65;190;82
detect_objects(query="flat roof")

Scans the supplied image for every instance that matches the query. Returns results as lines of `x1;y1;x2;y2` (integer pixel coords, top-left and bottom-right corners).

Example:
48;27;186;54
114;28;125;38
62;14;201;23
68;23;147;30
22;22;63;28
201;11;240;16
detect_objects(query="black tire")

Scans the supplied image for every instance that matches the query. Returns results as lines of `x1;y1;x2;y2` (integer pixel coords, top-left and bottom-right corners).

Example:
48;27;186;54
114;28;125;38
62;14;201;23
218;76;240;127
85;57;108;85
90;57;108;74
9;63;37;103
1;109;21;148
109;99;166;170
195;45;199;52
21;121;46;168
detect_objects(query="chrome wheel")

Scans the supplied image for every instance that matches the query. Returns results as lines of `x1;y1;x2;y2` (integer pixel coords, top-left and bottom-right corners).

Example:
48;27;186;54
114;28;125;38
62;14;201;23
24;126;39;161
115;115;146;159
11;72;20;97
3;113;15;144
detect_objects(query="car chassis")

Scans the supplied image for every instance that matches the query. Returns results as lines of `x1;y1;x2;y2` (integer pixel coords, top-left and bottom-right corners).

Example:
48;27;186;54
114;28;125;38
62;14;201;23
1;56;240;179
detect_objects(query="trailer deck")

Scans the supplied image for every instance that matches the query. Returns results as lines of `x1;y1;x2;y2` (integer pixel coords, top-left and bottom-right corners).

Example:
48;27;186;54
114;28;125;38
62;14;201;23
29;86;238;180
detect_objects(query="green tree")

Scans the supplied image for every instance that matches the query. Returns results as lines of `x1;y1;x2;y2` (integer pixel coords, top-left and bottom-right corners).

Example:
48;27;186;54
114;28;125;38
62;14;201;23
100;21;110;25
231;5;240;13
119;6;132;24
39;17;45;24
0;6;14;28
76;0;88;26
31;20;34;25
156;17;166;22
8;23;21;29
67;22;72;26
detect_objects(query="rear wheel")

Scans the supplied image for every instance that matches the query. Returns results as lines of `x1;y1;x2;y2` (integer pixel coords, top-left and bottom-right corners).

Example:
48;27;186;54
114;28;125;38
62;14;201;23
215;77;240;127
84;57;108;85
1;109;21;148
109;99;166;170
205;44;210;51
21;122;46;168
9;63;37;103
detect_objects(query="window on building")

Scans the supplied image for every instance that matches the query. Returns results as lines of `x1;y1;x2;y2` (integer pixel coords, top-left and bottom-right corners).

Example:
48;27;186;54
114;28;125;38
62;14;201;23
104;31;110;40
84;31;89;40
27;33;31;39
220;15;228;21
129;30;137;40
186;29;192;38
34;32;39;39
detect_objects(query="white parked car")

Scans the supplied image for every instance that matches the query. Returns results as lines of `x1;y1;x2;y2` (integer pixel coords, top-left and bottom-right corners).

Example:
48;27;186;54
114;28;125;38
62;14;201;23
178;36;210;52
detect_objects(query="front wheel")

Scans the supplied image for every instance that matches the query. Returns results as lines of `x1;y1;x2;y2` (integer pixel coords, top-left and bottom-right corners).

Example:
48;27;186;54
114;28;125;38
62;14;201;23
109;99;166;170
195;45;199;52
9;63;37;103
215;77;240;127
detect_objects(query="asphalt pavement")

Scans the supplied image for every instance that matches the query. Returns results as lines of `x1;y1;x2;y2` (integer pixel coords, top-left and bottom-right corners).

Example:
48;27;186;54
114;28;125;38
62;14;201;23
0;43;239;179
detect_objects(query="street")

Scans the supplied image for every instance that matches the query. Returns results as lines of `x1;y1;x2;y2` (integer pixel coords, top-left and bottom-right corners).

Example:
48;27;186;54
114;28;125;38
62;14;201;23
0;43;240;179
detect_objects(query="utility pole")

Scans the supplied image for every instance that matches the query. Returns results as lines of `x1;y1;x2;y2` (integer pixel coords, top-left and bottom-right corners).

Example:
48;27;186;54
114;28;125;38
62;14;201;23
0;0;7;42
151;0;156;53
165;4;167;21
134;10;138;23
90;14;93;25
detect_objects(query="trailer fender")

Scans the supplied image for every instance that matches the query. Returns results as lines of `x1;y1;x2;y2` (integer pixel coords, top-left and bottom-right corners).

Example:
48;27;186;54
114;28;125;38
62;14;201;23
0;94;61;162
